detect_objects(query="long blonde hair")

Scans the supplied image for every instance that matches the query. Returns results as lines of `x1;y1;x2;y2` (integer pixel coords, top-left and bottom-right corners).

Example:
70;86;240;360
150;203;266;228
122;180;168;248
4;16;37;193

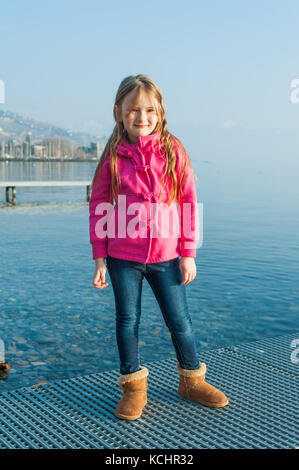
91;74;196;205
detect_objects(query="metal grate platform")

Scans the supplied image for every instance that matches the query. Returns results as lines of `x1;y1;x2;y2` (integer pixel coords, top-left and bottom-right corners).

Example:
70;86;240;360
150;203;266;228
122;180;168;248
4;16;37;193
0;333;298;449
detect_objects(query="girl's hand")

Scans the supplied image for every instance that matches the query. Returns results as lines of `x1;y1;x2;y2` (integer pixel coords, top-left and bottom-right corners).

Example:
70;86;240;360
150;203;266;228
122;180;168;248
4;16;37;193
93;258;109;289
179;257;197;285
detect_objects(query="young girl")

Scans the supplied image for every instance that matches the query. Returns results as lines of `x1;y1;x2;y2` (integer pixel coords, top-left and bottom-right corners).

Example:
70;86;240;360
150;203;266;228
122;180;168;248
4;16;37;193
89;75;228;420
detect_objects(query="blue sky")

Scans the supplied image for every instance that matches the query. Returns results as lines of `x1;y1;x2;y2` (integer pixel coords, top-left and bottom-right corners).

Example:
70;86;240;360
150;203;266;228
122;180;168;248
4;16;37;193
1;0;299;170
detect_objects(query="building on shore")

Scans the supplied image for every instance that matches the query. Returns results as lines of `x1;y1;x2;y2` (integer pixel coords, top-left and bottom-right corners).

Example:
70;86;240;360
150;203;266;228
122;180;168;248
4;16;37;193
33;144;46;159
0;134;105;159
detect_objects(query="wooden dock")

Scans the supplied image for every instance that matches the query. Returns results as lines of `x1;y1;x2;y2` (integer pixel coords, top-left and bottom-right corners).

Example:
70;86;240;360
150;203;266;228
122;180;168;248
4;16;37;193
0;181;92;204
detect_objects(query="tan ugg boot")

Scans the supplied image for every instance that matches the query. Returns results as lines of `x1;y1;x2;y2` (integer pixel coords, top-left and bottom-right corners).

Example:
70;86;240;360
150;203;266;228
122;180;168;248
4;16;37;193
115;366;148;420
177;363;229;408
0;361;10;379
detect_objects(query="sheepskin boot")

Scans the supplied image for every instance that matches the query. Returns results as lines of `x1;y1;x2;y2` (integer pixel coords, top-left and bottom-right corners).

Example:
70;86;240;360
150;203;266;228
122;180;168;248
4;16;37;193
177;363;229;408
0;361;10;379
115;366;148;420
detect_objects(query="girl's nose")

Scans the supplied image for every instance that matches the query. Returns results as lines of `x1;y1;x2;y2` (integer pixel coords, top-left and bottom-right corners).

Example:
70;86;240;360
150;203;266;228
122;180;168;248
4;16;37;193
138;110;147;122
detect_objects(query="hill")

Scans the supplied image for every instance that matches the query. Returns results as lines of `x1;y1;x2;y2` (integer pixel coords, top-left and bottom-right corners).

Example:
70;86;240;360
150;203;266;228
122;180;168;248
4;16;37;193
0;109;106;148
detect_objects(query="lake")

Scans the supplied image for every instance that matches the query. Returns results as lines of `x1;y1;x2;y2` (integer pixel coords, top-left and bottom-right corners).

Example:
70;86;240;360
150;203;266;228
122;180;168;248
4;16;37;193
0;158;298;391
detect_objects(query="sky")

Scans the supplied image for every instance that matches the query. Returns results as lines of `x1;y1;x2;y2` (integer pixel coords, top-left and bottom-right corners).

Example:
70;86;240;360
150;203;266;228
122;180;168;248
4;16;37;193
1;0;299;174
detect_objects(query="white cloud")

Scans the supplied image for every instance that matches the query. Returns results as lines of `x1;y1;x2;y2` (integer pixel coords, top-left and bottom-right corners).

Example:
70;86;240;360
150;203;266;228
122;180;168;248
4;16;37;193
220;119;237;129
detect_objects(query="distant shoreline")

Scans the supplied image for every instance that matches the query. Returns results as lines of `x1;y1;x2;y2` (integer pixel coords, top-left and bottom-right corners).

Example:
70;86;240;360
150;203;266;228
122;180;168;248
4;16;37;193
0;157;99;163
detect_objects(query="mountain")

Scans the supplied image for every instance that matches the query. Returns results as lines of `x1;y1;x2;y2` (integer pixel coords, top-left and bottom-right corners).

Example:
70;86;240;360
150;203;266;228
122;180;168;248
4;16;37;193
0;109;107;148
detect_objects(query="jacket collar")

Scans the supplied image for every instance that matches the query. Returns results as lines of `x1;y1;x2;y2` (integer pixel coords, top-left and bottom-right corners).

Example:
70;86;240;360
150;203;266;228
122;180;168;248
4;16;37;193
131;130;161;149
116;130;164;159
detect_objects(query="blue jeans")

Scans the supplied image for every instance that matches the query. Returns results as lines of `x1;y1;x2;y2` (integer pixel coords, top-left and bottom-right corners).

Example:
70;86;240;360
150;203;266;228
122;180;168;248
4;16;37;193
106;255;200;375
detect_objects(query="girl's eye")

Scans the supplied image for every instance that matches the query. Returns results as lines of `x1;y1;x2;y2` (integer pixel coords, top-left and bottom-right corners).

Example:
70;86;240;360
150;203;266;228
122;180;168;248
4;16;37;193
128;108;155;114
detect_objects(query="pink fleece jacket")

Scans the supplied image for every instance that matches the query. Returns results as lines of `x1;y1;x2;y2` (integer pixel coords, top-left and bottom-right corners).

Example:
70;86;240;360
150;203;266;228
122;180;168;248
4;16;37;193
89;131;199;263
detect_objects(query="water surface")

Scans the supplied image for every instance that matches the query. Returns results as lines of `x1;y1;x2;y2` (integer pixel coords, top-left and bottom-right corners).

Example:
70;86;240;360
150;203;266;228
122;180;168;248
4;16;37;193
0;160;298;391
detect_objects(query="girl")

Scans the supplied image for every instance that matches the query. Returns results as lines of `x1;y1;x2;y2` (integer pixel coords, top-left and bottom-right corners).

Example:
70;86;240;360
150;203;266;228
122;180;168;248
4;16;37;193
89;75;228;420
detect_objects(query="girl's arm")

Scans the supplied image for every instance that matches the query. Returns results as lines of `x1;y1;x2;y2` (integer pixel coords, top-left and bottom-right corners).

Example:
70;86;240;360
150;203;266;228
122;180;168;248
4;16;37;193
89;156;112;260
93;257;109;289
174;140;200;258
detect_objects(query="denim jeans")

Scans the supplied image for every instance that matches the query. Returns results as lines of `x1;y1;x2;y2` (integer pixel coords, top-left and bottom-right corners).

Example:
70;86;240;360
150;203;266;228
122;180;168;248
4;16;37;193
106;255;200;375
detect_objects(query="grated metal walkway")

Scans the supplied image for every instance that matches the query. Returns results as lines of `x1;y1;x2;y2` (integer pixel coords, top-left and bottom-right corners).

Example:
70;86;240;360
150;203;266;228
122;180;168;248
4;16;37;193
0;333;298;449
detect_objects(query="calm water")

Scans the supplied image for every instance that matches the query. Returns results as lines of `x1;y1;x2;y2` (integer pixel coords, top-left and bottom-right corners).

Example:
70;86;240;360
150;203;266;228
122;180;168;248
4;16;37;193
0;160;299;391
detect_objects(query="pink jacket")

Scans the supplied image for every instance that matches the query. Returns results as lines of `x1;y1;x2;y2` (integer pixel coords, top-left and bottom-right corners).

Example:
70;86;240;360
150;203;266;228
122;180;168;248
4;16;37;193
89;131;199;263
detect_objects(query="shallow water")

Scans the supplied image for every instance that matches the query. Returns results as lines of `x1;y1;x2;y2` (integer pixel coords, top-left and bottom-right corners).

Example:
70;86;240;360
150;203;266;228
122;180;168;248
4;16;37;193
0;160;298;391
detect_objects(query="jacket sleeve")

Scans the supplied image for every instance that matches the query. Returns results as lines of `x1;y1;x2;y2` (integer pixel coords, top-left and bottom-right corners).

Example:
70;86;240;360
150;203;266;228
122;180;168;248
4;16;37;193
89;156;112;259
174;139;200;258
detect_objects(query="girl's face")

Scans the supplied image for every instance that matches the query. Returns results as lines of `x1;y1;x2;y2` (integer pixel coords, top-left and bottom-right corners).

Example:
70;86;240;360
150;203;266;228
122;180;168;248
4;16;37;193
115;88;159;143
